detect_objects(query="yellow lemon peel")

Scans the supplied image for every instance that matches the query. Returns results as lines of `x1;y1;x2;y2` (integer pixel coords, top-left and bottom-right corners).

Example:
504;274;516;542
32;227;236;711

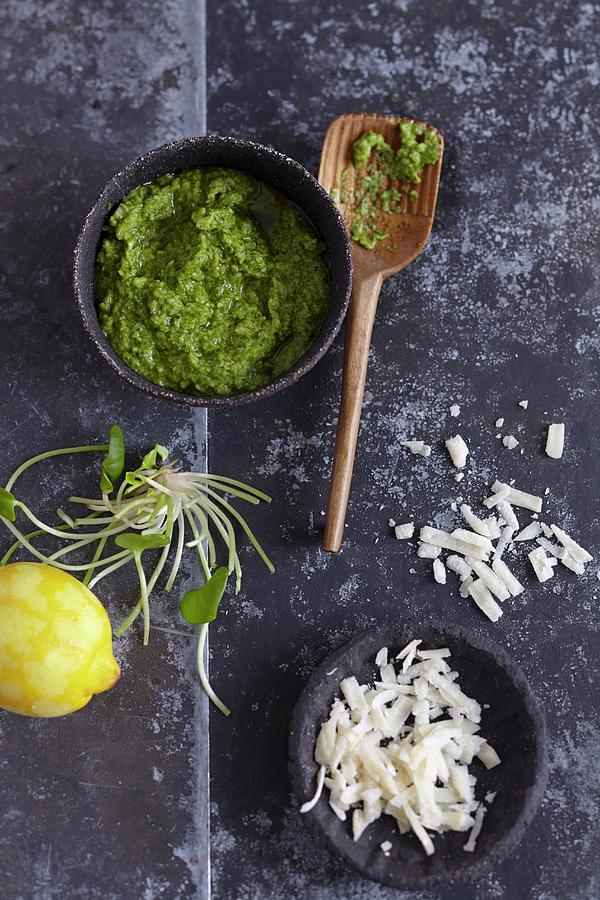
0;562;120;717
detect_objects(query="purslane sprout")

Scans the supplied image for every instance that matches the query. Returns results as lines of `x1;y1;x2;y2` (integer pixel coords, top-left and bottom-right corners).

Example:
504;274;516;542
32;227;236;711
0;427;274;715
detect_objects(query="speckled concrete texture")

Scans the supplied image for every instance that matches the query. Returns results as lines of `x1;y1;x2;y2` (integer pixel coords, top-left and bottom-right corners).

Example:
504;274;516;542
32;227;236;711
207;2;600;898
1;2;208;898
2;0;599;897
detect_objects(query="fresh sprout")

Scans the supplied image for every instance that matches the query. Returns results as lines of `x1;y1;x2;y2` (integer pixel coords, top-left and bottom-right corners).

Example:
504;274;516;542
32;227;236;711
0;427;274;715
180;567;230;715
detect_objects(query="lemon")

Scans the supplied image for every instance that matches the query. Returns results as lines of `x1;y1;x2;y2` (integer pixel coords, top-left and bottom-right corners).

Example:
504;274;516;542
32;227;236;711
0;562;120;717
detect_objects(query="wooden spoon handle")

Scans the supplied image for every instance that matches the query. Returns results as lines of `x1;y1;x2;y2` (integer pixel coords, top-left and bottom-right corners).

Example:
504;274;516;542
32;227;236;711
324;271;383;552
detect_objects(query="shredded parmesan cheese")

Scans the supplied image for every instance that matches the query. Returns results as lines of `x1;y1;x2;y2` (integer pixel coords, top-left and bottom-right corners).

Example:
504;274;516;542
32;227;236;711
560;554;585;576
402;440;431;458
390;415;592;625
491;481;543;513
419;527;489;560
449;404;460;418
303;644;500;858
484;516;502;540
536;537;566;560
460;504;491;537
491;558;524;596
482;484;510;509
493;526;514;561
463;805;485;853
417;542;442;559
397;638;421;661
375;647;388;668
467;579;503;622
497;500;519;531
550;525;592;564
300;764;326;813
446;555;472;580
459;575;474;598
451;529;494;551
466;558;510;602
545;423;565;459
477;742;502;769
528;547;555;583
514;522;541;542
433;558;447;584
417;647;451;660
445;435;469;469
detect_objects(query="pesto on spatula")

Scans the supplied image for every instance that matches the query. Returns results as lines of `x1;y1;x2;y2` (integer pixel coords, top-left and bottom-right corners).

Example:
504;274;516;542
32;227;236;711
338;120;442;250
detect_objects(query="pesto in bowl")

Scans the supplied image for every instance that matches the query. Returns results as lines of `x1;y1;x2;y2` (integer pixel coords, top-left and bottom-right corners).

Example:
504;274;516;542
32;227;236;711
95;167;330;397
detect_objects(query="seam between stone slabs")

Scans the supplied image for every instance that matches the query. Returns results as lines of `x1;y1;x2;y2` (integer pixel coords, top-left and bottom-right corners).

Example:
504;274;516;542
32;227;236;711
186;0;209;895
193;0;207;137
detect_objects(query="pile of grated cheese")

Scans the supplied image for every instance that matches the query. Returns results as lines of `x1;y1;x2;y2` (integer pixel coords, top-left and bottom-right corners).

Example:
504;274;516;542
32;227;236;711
300;640;500;857
392;479;594;623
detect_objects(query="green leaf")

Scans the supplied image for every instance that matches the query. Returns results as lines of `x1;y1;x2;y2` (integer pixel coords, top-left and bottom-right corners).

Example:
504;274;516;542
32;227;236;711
179;567;228;625
0;487;16;522
140;443;169;471
124;470;145;490
115;532;170;554
100;424;125;493
123;444;169;492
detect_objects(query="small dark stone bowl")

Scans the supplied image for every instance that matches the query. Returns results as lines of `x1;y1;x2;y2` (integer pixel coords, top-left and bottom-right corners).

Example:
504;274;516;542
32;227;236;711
289;623;548;891
73;135;352;407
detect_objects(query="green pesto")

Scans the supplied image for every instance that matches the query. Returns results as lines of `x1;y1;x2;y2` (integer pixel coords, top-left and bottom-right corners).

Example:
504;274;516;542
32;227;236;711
339;167;351;204
347;120;441;250
380;188;402;213
350;221;388;250
352;121;440;185
352;132;388;168
96;168;329;396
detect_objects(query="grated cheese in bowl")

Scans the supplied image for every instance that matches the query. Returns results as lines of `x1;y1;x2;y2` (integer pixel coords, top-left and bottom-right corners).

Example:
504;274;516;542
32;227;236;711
300;640;500;857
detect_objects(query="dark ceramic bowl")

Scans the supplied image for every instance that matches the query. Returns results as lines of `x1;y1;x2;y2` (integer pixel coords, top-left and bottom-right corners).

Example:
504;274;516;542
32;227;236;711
73;135;352;407
289;623;548;891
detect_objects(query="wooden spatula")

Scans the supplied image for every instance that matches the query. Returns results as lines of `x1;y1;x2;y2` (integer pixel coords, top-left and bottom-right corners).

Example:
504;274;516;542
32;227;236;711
319;113;444;552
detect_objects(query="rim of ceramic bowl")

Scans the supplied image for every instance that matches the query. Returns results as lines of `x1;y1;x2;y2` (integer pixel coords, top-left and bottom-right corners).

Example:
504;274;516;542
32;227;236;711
73;134;352;407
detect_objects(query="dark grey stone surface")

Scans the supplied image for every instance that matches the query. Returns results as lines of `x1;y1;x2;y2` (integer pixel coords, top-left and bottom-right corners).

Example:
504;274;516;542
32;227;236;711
3;1;600;898
207;2;600;899
1;2;208;898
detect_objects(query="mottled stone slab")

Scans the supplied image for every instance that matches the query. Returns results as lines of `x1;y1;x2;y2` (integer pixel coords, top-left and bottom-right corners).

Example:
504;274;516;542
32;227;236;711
0;2;208;898
207;1;600;898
